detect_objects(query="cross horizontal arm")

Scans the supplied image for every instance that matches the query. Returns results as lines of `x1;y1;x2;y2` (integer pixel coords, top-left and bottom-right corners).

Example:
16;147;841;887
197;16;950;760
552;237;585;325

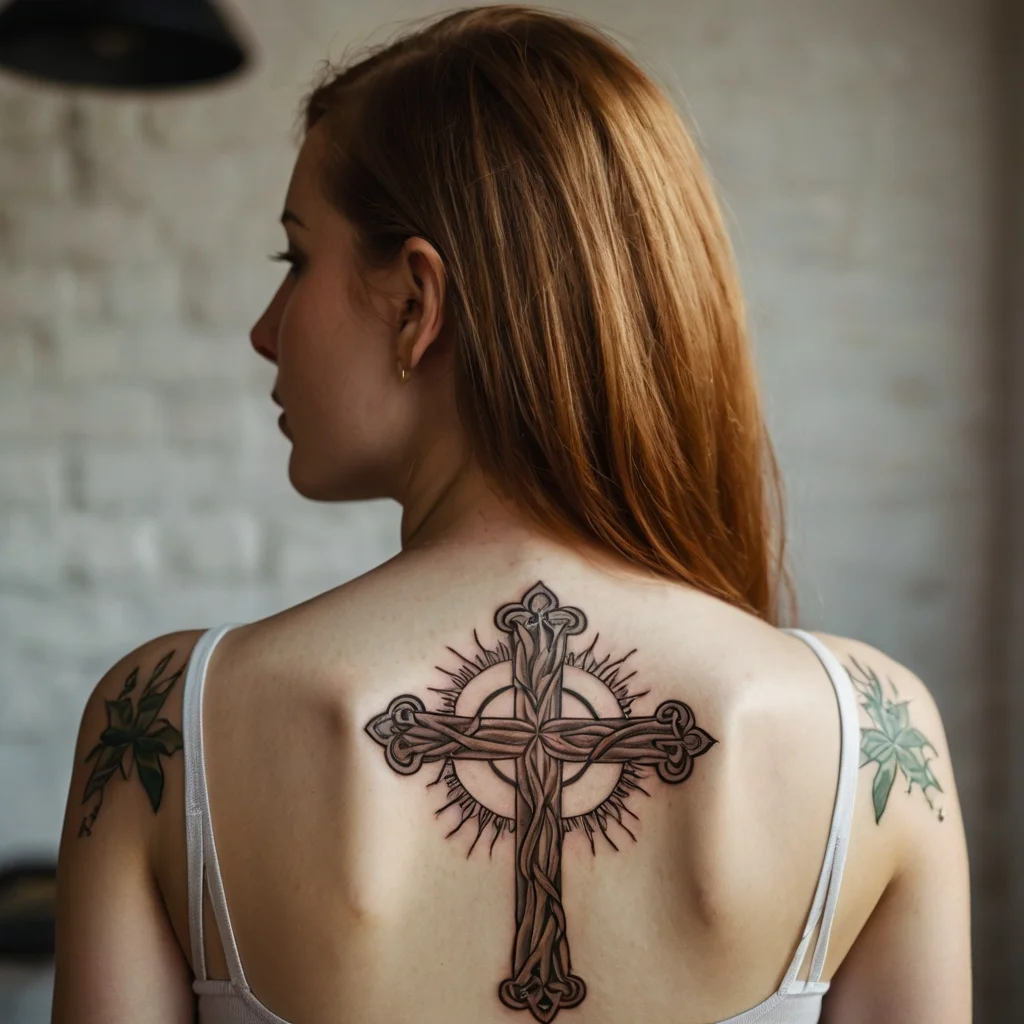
366;694;533;775
538;699;716;783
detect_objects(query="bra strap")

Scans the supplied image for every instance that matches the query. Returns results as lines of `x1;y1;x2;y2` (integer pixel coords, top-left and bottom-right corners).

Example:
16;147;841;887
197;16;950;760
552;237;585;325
182;623;245;987
778;628;861;987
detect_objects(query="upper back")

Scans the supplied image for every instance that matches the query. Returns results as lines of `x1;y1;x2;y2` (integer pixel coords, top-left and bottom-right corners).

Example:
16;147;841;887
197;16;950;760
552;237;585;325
151;541;927;1023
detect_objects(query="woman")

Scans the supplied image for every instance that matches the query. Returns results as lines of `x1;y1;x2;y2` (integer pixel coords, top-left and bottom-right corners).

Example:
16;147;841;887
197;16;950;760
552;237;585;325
52;5;971;1022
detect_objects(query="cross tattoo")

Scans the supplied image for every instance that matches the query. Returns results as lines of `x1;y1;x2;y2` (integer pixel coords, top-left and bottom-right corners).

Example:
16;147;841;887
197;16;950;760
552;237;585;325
365;581;717;1022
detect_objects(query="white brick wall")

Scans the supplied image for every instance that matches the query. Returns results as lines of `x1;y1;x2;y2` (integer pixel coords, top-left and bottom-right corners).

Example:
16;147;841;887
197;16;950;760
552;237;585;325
0;0;1004;1018
0;0;409;877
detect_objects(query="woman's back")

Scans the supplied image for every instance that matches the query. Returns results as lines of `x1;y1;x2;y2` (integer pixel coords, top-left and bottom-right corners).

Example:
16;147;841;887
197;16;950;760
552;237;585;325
50;7;970;1021
133;538;961;1023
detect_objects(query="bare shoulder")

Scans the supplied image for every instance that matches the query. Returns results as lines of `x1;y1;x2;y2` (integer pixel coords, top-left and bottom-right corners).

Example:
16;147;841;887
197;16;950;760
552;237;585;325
806;631;960;847
54;630;208;1020
795;638;971;1019
70;629;206;841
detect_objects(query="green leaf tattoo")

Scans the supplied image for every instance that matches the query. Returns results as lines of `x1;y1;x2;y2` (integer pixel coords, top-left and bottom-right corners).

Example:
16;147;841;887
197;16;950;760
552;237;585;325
845;656;943;824
79;650;185;837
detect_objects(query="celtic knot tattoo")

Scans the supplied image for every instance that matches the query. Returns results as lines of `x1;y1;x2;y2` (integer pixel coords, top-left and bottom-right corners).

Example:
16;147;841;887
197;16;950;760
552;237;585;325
365;581;717;1022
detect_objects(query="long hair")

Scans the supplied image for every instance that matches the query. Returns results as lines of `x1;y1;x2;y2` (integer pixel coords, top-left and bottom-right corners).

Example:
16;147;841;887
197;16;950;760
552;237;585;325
302;4;794;624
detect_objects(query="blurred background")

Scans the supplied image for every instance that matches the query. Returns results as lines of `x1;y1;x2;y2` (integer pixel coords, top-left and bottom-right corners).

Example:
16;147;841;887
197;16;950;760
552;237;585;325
0;0;1019;1020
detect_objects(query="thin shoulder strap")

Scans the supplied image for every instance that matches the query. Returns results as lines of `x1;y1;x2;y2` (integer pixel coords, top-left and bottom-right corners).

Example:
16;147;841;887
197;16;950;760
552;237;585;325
778;628;861;988
183;623;246;987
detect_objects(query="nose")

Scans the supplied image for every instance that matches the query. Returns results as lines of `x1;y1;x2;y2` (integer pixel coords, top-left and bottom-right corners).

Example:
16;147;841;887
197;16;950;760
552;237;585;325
251;278;289;364
250;304;278;364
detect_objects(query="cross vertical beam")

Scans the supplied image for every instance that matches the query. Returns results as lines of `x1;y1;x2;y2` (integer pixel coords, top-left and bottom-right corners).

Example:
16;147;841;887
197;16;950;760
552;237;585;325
495;582;587;1022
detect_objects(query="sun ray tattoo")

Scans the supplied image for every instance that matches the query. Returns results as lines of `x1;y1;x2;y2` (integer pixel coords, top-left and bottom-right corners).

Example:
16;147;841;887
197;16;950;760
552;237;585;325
78;649;185;837
424;622;652;856
365;581;717;1022
845;655;943;824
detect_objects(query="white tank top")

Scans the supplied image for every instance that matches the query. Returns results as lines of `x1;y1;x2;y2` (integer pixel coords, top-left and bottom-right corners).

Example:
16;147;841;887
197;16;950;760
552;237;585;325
183;624;861;1024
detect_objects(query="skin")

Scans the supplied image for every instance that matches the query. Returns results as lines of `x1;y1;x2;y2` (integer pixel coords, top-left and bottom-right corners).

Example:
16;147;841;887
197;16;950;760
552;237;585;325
250;122;517;550
51;121;972;1024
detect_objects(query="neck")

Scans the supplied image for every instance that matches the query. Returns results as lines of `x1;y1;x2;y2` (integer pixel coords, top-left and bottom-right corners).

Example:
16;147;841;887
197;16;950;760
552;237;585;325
394;429;647;584
397;434;533;553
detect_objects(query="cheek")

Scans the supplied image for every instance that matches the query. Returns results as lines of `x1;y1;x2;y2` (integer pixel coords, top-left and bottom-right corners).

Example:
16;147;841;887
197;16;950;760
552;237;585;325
277;276;350;398
277;273;403;470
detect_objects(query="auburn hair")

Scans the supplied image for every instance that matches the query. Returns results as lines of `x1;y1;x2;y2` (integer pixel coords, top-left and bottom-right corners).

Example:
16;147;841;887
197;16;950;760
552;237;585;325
302;4;794;624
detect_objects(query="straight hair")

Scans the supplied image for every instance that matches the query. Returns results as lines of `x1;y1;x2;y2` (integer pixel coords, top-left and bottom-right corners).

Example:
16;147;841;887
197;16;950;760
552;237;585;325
302;4;794;624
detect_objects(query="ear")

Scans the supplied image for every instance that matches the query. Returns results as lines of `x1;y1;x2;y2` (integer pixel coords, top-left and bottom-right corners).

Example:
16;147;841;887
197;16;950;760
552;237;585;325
394;238;448;373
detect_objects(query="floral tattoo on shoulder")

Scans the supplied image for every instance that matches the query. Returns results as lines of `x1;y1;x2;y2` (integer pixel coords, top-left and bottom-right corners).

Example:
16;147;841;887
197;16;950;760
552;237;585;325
79;649;186;838
845;655;943;824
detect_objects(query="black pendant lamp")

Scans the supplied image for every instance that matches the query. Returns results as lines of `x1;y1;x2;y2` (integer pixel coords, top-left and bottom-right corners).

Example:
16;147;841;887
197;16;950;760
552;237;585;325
0;0;249;90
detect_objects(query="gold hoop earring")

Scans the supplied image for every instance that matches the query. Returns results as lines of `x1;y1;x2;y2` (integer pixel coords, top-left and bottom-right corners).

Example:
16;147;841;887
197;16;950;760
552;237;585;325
398;360;410;384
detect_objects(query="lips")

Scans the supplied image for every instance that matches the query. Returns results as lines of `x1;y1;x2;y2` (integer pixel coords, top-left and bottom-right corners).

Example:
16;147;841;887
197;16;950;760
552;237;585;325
271;391;291;438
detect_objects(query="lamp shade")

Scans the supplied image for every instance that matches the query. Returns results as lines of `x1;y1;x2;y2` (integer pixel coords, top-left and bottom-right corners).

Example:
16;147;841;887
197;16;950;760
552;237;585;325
0;0;248;90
